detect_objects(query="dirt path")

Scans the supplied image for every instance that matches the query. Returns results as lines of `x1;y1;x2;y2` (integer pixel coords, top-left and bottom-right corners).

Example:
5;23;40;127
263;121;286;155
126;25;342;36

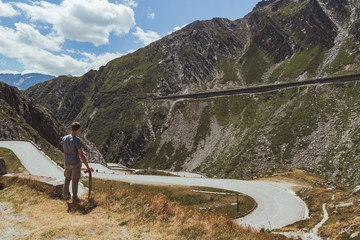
275;202;329;240
0;202;29;240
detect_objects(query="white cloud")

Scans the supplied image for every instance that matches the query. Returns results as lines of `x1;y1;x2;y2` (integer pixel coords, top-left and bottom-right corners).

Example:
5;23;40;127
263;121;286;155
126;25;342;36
0;0;18;17
0;70;20;74
79;51;124;70
147;12;155;20
66;49;75;54
168;24;188;35
122;0;137;8
16;0;136;46
133;26;161;46
0;24;124;76
14;23;63;51
14;77;24;86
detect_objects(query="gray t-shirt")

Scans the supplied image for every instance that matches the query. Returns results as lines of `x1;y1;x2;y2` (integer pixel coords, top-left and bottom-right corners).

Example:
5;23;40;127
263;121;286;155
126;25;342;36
61;135;82;165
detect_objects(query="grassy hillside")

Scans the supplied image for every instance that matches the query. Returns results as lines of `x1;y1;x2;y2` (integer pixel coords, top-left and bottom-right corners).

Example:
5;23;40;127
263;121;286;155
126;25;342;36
137;81;360;185
0;177;276;240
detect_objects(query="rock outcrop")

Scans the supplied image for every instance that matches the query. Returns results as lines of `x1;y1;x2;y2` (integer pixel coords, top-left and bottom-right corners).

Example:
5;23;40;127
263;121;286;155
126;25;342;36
0;82;104;163
350;186;360;195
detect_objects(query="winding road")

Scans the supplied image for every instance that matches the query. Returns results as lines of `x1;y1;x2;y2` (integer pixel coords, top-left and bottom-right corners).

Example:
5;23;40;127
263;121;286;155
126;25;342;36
0;141;87;196
0;141;308;230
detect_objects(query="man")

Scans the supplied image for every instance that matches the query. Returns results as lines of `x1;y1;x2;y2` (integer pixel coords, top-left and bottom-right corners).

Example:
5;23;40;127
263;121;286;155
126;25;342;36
61;122;92;203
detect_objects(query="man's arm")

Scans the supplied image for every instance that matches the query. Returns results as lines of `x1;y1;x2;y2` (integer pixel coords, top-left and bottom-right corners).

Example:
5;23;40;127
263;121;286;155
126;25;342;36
78;148;90;169
62;144;65;157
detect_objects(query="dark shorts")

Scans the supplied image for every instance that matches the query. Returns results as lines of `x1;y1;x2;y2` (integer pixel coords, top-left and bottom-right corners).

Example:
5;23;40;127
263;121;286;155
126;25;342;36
64;162;82;181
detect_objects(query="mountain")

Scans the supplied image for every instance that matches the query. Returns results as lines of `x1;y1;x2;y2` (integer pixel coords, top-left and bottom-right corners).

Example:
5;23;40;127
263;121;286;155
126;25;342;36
0;81;104;166
0;73;55;90
25;0;360;184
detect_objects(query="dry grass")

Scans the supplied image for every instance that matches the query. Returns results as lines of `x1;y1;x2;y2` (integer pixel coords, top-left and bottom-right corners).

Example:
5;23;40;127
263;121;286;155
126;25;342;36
2;176;61;199
0;177;279;240
83;178;256;219
95;190;275;240
320;190;360;239
256;169;325;186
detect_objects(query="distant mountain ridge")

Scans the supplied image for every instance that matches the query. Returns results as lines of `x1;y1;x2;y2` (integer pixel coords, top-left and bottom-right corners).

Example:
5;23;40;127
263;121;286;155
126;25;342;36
0;73;55;90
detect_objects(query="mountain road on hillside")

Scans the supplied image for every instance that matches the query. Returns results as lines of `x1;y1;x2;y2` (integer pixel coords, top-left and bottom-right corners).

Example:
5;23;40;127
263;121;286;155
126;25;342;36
0;141;308;230
153;73;360;100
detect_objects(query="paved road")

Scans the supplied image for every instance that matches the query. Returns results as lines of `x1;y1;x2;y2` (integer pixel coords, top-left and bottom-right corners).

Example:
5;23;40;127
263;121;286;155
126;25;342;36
0;141;86;196
0;141;308;230
91;172;308;230
81;163;114;174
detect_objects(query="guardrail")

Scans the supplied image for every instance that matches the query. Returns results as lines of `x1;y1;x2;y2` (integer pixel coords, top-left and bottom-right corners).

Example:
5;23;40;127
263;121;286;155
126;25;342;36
153;73;360;100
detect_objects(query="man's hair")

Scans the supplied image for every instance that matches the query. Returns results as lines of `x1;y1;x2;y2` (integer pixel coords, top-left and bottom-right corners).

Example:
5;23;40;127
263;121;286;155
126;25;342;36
71;122;81;131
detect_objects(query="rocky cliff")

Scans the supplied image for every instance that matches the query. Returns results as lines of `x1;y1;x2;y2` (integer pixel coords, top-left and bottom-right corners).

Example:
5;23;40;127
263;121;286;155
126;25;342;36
25;0;360;184
0;81;104;165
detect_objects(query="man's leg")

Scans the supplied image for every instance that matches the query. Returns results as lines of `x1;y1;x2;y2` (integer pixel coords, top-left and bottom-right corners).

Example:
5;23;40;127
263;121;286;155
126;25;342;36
71;162;82;202
63;164;72;200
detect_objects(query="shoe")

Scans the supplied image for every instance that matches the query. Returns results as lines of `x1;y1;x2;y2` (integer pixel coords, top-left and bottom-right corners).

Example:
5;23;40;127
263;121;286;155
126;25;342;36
63;193;71;201
72;196;80;204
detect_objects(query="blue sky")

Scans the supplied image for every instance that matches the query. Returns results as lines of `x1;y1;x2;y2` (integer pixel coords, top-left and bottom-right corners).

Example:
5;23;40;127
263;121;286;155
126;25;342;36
0;0;260;76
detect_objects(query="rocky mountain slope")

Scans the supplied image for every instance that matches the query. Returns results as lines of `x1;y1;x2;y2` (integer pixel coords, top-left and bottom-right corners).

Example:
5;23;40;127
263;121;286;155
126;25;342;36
0;82;104;165
0;73;55;90
25;0;360;184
